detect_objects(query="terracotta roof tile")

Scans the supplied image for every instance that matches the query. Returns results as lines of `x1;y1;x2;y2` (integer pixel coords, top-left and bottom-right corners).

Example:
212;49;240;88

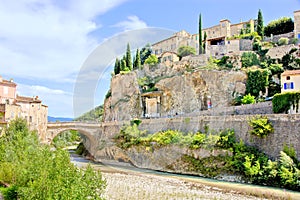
281;70;300;76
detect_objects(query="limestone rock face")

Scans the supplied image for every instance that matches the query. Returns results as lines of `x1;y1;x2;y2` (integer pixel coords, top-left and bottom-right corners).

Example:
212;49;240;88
155;70;247;116
103;64;247;121
103;72;142;121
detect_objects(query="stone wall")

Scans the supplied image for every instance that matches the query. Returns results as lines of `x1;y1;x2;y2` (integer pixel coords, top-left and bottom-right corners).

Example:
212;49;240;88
95;114;300;161
264;32;294;43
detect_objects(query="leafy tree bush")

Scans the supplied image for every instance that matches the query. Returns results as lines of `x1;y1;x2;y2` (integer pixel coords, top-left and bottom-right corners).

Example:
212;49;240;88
52;130;80;148
144;54;158;65
278;37;289;46
0;118;106;200
241;52;260;68
264;17;294;37
257;9;264;37
248;115;274;138
246;68;270;97
272;92;300;113
140;43;152;65
177;46;196;58
281;48;300;70
241;94;256;104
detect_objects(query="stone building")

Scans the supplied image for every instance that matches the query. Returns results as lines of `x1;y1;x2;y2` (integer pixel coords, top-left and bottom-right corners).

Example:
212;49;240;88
281;70;300;93
152;19;255;58
0;76;48;138
294;10;300;39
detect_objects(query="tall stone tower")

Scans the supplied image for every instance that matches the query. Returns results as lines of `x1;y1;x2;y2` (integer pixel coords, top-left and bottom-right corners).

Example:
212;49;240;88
294;10;300;39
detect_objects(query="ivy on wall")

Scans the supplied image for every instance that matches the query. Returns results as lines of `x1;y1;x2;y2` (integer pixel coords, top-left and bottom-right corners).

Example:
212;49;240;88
272;92;300;113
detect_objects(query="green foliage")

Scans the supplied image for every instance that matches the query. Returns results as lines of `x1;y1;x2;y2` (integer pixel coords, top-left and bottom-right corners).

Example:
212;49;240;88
0;119;106;199
264;17;294;37
144;54;158;65
278;37;289;46
133;48;141;70
177;46;196;58
246;68;270;97
281;49;300;70
215;56;233;69
216;130;236;149
241;94;256;104
257;9;264;37
74;105;104;122
126;43;133;70
199;13;203;54
241;52;260;68
248;115;274;138
130;118;142;126
272;92;300;113
140;43;152;65
52;130;80;149
290;38;299;45
114;58;121;75
115;124;147;148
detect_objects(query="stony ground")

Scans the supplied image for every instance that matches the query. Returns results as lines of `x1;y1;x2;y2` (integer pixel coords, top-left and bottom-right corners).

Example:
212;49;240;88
102;172;267;200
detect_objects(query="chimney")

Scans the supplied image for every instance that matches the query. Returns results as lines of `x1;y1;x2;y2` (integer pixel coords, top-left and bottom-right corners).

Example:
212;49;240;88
10;78;13;82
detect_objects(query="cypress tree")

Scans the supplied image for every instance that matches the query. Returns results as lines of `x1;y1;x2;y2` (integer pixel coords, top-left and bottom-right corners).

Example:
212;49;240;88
257;9;264;37
120;56;127;71
134;48;141;70
203;31;207;54
114;58;120;75
126;43;133;70
199;14;203;54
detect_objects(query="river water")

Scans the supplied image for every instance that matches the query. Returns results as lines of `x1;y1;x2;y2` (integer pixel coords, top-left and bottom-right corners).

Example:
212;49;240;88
69;152;300;200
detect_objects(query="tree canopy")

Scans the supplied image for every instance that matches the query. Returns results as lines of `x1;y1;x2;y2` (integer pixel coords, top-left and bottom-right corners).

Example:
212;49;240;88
177;46;196;58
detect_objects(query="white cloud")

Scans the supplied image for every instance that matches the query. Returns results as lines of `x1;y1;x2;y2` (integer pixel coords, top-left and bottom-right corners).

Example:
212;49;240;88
113;15;148;31
0;0;128;82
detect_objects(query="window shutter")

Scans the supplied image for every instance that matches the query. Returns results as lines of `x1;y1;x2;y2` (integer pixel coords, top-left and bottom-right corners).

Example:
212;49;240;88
291;82;294;89
284;83;287;90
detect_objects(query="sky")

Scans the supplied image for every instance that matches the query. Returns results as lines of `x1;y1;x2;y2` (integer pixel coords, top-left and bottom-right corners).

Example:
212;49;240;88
0;0;299;118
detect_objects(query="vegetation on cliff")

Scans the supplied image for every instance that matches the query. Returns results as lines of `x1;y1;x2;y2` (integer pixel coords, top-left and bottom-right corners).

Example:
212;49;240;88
74;105;104;122
0;118;106;200
115;123;300;191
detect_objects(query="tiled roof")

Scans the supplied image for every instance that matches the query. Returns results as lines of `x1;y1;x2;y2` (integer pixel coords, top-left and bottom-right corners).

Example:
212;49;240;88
16;95;42;103
281;70;300;76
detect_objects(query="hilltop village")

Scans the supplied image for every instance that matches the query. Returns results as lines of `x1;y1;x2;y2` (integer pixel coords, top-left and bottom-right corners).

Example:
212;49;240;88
103;10;300;121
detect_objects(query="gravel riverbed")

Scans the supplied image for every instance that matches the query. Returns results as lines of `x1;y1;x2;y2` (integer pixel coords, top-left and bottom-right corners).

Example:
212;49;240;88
102;172;266;200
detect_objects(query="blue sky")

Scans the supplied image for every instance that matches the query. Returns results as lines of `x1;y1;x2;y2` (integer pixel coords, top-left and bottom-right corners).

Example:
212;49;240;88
0;0;299;118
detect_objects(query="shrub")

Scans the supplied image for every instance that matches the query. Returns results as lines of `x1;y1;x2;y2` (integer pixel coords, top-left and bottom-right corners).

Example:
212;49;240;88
177;46;196;58
248;115;274;138
264;17;294;37
241;94;256;104
246;68;270;97
278;37;289;46
290;38;298;45
241;52;260;68
144;54;158;65
272;92;300;113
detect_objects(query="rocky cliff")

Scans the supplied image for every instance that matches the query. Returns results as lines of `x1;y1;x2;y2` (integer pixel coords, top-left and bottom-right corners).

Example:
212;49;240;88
103;63;247;121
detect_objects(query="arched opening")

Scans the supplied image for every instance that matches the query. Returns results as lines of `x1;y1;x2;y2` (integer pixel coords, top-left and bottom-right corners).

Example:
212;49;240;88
51;128;96;158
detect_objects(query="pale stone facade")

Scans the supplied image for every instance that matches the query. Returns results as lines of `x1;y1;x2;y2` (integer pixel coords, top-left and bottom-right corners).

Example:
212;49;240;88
152;19;254;58
281;70;300;93
0;76;48;139
294;10;300;39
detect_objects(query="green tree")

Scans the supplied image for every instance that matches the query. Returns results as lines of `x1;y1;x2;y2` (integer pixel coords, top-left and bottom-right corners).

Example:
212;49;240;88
144;54;158;65
257;9;264;37
199;13;203;54
140;43;152;65
134;48;141;70
114;58;120;75
126;43;133;70
278;37;289;46
264;17;294;37
0;119;106;200
177;46;196;58
246;68;270;97
241;52;260;68
203;31;207;54
120;56;127;71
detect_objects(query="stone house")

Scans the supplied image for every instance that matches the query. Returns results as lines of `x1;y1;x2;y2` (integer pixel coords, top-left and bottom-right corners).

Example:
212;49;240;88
0;75;48;138
152;18;255;58
281;70;300;93
294;10;300;39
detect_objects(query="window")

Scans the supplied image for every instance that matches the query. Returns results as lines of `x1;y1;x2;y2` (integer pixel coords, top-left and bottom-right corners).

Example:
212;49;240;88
3;87;8;95
284;82;294;90
29;116;32;122
298;34;300;39
286;76;290;80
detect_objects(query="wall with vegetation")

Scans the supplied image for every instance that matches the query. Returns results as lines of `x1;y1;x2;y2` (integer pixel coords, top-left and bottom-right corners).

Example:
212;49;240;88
98;114;300;161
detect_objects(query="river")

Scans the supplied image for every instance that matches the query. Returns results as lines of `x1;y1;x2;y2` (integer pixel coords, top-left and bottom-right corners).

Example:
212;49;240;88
70;152;300;200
